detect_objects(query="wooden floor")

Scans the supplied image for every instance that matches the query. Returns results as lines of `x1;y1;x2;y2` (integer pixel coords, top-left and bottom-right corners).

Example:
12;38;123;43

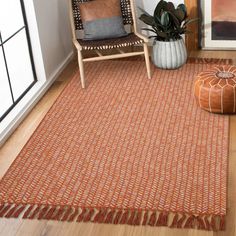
0;50;236;236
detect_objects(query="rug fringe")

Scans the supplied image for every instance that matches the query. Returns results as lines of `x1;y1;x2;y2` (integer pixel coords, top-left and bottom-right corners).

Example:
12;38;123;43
142;211;149;225
148;212;157;226
12;206;26;218
127;211;136;225
52;206;65;221
220;216;226;231
5;205;18;218
43;207;56;220
68;208;79;222
119;210;129;224
156;212;168;226
38;206;49;220
104;210;116;224
93;209;107;223
0;204;226;231
61;207;72;221
113;210;122;224
133;211;142;225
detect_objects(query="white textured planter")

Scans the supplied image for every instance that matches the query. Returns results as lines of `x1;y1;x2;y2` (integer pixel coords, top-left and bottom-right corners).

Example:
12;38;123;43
152;38;187;69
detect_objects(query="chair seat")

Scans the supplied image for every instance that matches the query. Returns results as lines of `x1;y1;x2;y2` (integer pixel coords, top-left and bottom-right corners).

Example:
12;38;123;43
78;33;144;50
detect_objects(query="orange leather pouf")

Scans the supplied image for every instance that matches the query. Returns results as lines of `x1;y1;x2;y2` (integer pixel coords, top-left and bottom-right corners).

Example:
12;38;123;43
194;65;236;114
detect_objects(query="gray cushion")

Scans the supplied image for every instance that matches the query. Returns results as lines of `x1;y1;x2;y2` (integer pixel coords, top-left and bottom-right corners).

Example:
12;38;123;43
83;16;127;41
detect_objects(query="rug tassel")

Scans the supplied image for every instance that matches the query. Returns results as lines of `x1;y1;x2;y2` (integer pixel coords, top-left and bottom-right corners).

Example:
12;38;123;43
127;211;136;225
93;210;102;223
184;215;195;228
156;212;168;226
155;212;162;226
104;210;115;224
204;216;211;230
38;206;49;220
220;216;225;231
52;207;65;221
0;205;11;217
93;209;107;223
142;211;149;225
119;210;129;224
5;205;18;218
133;211;142;225
0;203;226;231
184;215;209;230
12;206;26;218
177;214;186;228
43;207;56;220
61;208;73;221
22;205;34;219
113;210;122;224
196;216;206;230
162;212;168;226
148;212;157;226
68;208;79;222
170;213;179;228
82;209;94;222
211;215;217;231
0;205;5;213
28;206;41;219
77;208;87;222
98;210;107;223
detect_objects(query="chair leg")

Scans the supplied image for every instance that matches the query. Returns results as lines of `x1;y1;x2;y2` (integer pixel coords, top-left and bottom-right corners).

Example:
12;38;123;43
143;43;151;79
77;50;86;88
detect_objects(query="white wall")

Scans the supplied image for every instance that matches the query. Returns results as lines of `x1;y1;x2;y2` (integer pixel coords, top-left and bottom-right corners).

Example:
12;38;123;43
33;0;73;80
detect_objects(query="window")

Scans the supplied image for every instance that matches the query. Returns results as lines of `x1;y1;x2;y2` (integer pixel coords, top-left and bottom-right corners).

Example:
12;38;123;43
0;0;37;122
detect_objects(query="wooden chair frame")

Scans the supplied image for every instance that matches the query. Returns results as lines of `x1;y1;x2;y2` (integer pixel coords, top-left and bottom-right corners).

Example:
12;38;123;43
69;0;151;88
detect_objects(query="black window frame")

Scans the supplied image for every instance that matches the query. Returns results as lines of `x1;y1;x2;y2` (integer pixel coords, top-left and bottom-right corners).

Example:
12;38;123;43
0;0;37;122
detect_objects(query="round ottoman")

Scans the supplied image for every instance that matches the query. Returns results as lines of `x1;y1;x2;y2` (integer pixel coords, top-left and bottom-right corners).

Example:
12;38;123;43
194;65;236;114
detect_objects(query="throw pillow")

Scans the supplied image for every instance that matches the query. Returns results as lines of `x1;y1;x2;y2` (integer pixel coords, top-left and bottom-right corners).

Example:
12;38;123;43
78;0;128;40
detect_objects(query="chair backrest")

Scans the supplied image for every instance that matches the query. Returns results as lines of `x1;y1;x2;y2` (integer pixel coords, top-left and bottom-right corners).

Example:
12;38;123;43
71;0;134;30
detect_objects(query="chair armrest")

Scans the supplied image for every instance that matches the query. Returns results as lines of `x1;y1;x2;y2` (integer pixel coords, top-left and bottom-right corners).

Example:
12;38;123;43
134;32;149;43
73;39;82;50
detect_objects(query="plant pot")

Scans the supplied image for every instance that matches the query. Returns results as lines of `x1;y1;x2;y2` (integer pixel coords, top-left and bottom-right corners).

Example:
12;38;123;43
152;38;187;69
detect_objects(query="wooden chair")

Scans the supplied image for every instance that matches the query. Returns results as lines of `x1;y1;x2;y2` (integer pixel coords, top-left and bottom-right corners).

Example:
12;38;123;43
69;0;151;88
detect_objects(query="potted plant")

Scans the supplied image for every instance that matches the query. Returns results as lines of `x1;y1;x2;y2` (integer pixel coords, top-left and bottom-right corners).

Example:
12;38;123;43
139;0;198;69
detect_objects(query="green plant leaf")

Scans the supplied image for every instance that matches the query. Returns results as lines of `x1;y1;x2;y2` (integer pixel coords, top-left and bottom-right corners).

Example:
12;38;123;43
174;9;185;22
167;2;175;12
139;14;156;27
156;29;168;38
154;0;168;18
177;4;187;19
168;11;181;27
184;18;199;26
141;28;158;34
139;0;196;41
154;13;161;25
161;11;170;26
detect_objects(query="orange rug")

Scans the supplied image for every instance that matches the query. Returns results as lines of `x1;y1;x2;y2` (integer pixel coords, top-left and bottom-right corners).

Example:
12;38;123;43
0;59;229;231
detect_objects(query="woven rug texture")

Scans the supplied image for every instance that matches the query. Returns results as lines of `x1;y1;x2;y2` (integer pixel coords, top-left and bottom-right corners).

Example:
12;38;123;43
0;59;229;231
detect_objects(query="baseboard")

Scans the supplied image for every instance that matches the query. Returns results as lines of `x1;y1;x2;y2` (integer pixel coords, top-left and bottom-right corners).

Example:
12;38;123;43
0;51;74;147
47;51;75;83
